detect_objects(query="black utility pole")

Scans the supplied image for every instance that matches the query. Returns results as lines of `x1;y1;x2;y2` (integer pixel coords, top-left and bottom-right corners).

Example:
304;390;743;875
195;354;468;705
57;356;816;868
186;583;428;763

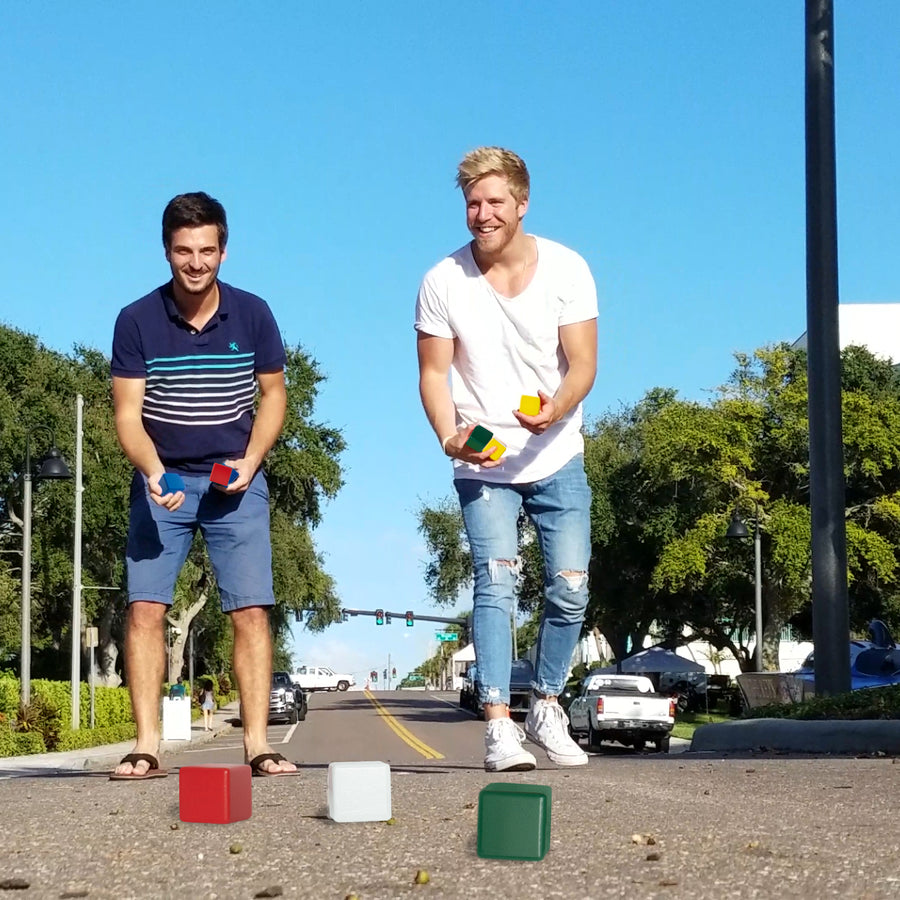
805;0;850;695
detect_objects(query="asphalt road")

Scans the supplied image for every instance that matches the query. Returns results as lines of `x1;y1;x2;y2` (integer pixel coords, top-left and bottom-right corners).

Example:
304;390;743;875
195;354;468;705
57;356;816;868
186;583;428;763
1;690;899;899
167;689;502;771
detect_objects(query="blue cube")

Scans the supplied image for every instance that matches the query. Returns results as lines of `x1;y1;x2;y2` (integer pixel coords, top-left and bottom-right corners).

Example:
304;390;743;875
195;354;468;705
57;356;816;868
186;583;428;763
159;473;185;496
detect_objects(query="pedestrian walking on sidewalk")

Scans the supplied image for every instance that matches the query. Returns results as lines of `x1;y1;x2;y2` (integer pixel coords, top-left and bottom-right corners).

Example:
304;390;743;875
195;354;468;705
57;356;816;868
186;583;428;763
416;147;598;772
109;192;297;780
200;681;216;732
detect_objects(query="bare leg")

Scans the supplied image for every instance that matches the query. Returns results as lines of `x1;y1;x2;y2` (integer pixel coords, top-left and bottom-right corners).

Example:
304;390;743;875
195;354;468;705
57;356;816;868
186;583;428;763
113;601;166;776
231;606;296;774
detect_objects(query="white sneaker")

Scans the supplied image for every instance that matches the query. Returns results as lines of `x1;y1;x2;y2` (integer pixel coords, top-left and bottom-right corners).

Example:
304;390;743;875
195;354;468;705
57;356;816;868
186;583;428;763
484;717;537;772
524;698;589;766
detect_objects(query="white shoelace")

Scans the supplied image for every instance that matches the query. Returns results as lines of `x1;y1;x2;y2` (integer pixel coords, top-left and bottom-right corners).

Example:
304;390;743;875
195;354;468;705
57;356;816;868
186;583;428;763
530;702;573;749
488;717;526;743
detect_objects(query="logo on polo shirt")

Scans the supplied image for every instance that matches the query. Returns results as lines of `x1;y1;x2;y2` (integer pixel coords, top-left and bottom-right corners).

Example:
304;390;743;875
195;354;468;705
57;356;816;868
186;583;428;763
229;342;239;352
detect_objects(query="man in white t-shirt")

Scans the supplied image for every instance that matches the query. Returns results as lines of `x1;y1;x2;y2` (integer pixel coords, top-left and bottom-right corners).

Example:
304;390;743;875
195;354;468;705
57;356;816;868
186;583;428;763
415;146;598;772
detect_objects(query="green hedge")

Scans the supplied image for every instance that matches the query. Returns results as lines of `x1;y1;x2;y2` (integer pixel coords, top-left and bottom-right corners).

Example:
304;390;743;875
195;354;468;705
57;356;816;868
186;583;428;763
78;684;135;729
746;683;900;720
0;678;19;720
54;723;138;752
0;728;47;757
0;677;135;730
0;676;239;757
0;676;136;756
217;690;239;708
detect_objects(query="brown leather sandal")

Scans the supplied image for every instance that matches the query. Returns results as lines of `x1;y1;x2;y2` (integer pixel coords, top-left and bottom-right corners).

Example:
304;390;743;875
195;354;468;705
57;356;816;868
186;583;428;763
248;752;300;777
109;752;168;780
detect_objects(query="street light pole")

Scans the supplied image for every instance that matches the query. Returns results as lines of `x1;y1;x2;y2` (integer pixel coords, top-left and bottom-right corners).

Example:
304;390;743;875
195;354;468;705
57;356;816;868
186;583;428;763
70;394;84;730
753;502;763;673
19;428;72;706
726;502;764;672
20;441;34;706
805;0;851;696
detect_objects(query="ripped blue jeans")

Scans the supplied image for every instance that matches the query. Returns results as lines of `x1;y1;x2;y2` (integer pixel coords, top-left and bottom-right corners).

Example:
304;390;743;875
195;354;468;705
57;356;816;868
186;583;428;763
454;454;591;706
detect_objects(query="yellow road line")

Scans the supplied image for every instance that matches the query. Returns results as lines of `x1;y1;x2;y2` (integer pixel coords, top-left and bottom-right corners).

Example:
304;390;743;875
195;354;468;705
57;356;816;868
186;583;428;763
364;689;445;759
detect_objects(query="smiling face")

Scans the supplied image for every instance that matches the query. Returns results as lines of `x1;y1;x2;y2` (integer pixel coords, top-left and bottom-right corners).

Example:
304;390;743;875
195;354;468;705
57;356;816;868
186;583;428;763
464;174;529;259
165;225;226;299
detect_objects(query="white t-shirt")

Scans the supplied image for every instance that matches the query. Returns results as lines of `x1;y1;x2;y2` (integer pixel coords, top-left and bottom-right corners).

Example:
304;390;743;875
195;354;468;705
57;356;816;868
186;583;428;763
415;235;598;484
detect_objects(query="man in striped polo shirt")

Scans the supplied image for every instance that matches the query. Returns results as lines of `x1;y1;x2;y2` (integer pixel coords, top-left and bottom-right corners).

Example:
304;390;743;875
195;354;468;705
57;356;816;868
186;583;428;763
110;192;297;778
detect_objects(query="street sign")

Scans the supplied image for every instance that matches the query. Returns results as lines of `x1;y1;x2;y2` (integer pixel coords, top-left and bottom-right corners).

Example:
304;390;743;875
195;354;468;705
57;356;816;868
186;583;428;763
435;631;458;642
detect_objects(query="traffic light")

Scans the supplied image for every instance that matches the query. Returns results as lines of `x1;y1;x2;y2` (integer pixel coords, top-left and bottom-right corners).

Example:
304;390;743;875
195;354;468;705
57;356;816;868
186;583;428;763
385;612;392;625
375;608;384;625
405;610;414;626
392;667;396;677
341;610;349;622
383;669;387;680
371;670;377;682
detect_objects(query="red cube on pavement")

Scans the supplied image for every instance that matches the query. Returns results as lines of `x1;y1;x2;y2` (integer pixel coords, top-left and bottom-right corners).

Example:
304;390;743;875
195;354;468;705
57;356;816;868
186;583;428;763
179;764;252;823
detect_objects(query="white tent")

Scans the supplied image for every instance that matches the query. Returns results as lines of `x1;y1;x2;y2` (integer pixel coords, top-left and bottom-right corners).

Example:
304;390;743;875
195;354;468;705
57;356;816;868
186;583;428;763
621;646;705;673
592;645;708;698
596;645;706;674
447;642;476;690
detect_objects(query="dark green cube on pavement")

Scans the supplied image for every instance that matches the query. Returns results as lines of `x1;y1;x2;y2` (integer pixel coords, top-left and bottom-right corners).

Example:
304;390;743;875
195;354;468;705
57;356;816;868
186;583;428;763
477;783;552;860
466;425;493;452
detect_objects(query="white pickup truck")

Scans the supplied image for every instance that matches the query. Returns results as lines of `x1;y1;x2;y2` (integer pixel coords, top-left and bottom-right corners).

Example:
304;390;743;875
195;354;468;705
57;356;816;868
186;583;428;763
566;673;676;753
292;665;355;692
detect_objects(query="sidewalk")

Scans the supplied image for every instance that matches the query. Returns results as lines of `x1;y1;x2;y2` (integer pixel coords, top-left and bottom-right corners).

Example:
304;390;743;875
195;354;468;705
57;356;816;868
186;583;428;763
0;700;240;776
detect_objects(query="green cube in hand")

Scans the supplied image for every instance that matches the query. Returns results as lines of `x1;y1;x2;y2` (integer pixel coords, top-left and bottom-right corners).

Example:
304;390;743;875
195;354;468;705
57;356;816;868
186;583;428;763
465;425;493;452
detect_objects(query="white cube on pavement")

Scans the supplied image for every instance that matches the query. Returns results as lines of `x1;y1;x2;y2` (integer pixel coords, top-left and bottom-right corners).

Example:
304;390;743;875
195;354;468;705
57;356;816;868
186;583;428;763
327;761;392;822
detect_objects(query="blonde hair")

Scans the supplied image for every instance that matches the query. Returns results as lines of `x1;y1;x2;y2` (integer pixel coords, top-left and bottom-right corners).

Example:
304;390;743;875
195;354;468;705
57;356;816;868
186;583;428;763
456;147;530;203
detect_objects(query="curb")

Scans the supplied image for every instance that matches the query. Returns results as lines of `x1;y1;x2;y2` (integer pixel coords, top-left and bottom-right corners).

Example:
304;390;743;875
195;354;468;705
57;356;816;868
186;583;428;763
690;718;900;754
83;719;236;769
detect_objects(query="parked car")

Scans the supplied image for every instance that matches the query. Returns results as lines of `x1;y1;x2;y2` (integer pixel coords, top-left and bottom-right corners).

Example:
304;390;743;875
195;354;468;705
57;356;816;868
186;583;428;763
268;671;308;724
460;659;535;719
567;673;676;753
292;665;355;692
794;619;900;691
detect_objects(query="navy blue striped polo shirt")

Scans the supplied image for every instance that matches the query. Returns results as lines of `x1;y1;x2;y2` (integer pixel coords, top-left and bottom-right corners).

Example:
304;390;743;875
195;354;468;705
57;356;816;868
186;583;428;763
111;280;286;474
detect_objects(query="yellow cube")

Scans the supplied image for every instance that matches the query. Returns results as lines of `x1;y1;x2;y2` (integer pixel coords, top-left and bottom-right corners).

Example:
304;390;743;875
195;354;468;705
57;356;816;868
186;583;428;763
485;438;506;461
519;395;540;417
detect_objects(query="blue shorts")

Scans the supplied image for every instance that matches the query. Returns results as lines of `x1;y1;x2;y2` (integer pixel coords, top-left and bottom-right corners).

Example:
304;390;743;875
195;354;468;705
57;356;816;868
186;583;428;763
125;470;276;612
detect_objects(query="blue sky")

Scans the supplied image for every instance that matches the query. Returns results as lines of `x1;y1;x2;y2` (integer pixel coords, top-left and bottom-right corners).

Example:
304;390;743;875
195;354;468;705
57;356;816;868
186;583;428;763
2;3;899;687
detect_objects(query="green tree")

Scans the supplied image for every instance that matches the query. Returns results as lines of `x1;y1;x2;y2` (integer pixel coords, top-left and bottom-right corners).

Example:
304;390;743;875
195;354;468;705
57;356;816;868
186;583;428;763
646;344;900;670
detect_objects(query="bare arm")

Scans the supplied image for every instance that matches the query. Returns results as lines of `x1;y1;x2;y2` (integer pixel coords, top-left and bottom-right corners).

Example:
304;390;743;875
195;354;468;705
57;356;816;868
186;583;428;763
416;332;498;467
514;318;597;434
112;375;183;509
224;369;287;491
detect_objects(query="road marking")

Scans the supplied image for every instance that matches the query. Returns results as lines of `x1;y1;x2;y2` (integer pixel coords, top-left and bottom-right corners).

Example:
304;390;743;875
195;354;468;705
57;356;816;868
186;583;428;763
181;741;244;753
284;723;298;744
364;689;445;759
430;694;460;708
